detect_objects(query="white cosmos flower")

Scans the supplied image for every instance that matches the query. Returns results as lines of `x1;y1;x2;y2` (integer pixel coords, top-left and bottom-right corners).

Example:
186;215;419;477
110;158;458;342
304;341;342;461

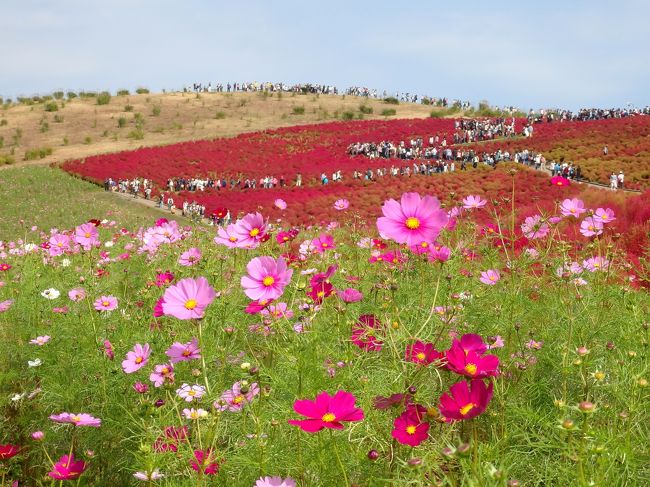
41;288;60;300
28;358;42;367
24;243;37;252
61;258;71;267
104;241;114;248
134;470;164;481
10;393;25;402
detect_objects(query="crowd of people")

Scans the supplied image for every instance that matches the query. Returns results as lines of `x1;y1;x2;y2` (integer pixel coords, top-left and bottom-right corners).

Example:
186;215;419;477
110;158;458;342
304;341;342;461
530;106;650;123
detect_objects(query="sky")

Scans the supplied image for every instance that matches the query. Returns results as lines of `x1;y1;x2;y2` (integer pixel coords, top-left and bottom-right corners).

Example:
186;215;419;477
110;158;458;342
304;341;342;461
2;0;649;110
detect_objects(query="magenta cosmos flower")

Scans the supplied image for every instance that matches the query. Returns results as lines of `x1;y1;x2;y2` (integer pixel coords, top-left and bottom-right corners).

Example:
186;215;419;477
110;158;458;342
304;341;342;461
274;199;287;210
551;175;571;187
438;380;494;421
178;247;202;266
580;217;604;237
560;198;587;218
94;295;118;311
122;343;151;373
0;263;11;272
73;223;100;250
479;269;501;285
351;314;383;351
255;476;296;487
462;195;487;209
288;390;364;432
333;199;349;210
391;404;429;447
241;256;293;301
50;412;101;427
377;192;448;246
405;341;443;365
162;277;217;320
311;234;336;253
446;340;499;378
48;454;87;480
165;338;201;363
520;215;550;239
190;449;220;475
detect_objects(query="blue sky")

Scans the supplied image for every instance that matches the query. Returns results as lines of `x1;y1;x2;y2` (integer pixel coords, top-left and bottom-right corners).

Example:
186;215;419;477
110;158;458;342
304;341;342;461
2;0;649;110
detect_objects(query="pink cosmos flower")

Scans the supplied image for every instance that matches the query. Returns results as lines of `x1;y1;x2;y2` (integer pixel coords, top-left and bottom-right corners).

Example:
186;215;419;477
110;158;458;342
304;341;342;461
165;338;201;363
446;341;499;378
49;412;101;427
255;476;297;487
122;343;151;373
153;297;165;317
214;224;248;248
438;380;494;421
0;263;11;272
274;199;287;210
73;223;100;250
68;288;86;302
190;449;220;475
391;404;429;447
0;300;13;313
428;244;451;263
155;272;175;287
30;336;51;346
150;363;175;387
560;198;587;218
176;383;206;402
405;341;443;365
337;288;363;303
583;256;610;272
133;381;148;393
479;269;501;285
179;247;202;266
241;256;293;301
260;302;294;319
94;295;118;311
48;234;71;256
462;195;487;209
48;454;87;480
594;207;616;224
214;381;260;412
288;390;364;432
103;340;114;360
152;426;188;452
580;217;604;237
234;212;267;247
333;199;349;210
245;299;274;314
162;277;217;320
311;234;336;253
351;314;383;351
377;192;448;246
551;175;571;187
521;215;550;239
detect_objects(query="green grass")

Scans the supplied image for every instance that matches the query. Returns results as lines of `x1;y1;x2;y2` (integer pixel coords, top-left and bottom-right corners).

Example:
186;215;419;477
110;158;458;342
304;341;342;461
0;165;173;238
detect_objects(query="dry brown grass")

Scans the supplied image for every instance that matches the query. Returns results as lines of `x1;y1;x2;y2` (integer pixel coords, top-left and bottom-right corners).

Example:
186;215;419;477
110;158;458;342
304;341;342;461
0;91;441;167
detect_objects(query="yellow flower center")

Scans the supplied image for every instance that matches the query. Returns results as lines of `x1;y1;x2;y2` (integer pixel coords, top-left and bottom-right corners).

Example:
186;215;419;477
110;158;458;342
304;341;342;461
187;390;196;396
459;403;475;416
190;411;198;419
416;352;426;361
161;367;169;374
601;215;607;220
420;242;429;248
84;232;91;238
102;301;110;306
405;217;421;230
185;299;198;310
233;395;245;404
135;357;143;364
262;276;275;287
57;242;63;247
71;415;81;422
464;363;477;375
229;236;237;242
182;350;191;356
406;425;417;435
322;413;336;422
489;275;496;281
250;228;260;237
322;243;328;247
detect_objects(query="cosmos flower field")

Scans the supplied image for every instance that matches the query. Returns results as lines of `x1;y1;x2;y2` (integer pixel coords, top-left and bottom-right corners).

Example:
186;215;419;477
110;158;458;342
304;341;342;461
1;165;649;485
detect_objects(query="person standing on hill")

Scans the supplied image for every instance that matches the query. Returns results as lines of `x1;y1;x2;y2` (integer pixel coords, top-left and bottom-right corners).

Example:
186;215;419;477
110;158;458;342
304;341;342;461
617;171;624;189
603;145;608;155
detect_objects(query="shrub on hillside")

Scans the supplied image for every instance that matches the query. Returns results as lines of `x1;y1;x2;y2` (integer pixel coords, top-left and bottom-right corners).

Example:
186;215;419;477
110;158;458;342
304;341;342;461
23;147;53;160
292;106;305;115
381;108;397;116
383;96;399;105
342;111;355;120
117;117;127;128
359;104;373;114
44;101;58;112
0;154;15;164
215;111;226;119
53;91;64;100
152;105;161;117
135;87;150;94
66;91;77;99
97;92;112;105
117;89;130;96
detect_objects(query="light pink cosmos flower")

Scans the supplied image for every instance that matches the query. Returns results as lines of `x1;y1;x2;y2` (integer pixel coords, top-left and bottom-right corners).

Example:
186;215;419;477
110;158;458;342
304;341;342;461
149;363;174;387
73;223;100;250
333;199;349;210
462;195;487;209
377;192;448;246
560;198;587;218
479;269;501;285
178;247;202;266
176;383;206;402
94;296;118;311
583;256;610;272
234;212;267;247
0;300;13;313
214;381;260;412
50;412;101;427
48;234;71;256
255;476;296;487
274;199;287;210
133;470;164;481
122;343;151;373
337;288;363;303
241;256;293;301
182;408;208;420
311;234;335;253
165;338;201;363
68;288;86;302
214;224;249;248
520;215;550;239
580;217;604;237
30;336;51;346
260;302;294;319
594;208;616;224
162;277;217;320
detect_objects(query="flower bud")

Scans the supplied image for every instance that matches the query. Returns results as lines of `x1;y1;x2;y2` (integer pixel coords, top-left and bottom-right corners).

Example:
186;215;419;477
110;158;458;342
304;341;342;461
367;450;380;461
31;431;44;441
240;362;251;371
561;419;575;430
638;378;648;388
457;443;471;456
578;401;595;413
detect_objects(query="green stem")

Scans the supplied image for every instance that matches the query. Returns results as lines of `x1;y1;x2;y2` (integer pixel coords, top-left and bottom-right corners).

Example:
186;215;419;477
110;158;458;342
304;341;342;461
330;431;349;487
